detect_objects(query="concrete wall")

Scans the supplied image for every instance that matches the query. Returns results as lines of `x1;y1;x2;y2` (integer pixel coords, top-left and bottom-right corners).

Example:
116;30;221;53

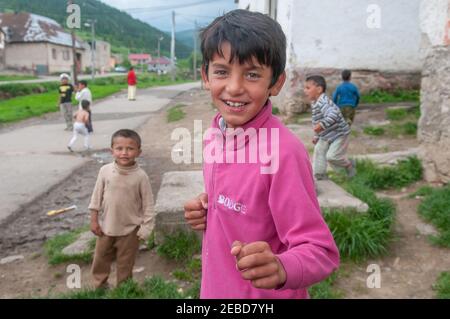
418;0;450;183
5;42;48;72
4;42;83;74
239;0;423;114
82;40;112;72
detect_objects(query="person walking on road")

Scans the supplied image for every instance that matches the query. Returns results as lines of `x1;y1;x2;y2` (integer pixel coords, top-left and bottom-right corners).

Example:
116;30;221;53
127;67;137;101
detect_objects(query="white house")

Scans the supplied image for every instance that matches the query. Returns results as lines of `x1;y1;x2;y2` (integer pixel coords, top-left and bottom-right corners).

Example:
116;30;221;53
237;0;423;114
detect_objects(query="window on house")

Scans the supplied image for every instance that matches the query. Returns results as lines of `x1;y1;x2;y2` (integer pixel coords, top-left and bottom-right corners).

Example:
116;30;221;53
52;48;57;60
63;50;70;61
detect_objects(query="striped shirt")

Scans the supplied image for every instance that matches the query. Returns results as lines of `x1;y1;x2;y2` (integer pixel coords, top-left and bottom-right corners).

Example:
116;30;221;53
312;93;351;143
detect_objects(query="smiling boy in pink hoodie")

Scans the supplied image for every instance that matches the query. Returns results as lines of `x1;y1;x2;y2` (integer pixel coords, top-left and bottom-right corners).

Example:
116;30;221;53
184;9;340;299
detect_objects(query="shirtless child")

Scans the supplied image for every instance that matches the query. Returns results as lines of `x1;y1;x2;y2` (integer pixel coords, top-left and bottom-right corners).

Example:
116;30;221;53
67;99;91;152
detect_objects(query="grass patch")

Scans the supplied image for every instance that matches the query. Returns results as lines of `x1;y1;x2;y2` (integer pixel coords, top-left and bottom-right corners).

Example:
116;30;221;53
167;104;186;123
408;185;435;198
44;226;95;265
157;230;201;262
434;272;450;299
272;106;280;115
386;122;417;136
417;185;450;247
325;157;423;261
348;157;422;190
386;108;408;121
309;272;343;299
361;89;420;104
363;126;385;136
173;258;201;282
0;75;38;81
142;276;184;299
59;276;185;299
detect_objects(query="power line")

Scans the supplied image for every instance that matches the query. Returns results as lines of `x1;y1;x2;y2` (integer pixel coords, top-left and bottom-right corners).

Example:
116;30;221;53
123;0;228;13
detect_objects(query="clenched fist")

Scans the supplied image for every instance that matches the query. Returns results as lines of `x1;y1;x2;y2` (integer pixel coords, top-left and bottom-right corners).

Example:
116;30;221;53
184;193;208;231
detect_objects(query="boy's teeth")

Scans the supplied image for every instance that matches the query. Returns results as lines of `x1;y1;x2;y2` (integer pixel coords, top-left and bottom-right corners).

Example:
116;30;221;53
226;101;245;107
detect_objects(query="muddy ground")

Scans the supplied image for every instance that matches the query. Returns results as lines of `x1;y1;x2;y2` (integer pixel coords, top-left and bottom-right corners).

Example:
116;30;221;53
1;88;449;298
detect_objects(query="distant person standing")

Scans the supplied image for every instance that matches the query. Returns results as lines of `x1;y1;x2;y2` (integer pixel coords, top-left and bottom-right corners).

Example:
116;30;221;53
75;80;92;110
332;70;360;126
75;80;93;134
127;67;137;101
58;73;74;131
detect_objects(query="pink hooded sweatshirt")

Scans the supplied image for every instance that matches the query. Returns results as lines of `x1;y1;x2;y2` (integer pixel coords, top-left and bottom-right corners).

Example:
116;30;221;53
200;101;340;299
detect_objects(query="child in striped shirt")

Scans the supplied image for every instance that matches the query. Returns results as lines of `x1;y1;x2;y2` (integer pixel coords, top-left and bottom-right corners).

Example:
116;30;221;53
304;75;356;180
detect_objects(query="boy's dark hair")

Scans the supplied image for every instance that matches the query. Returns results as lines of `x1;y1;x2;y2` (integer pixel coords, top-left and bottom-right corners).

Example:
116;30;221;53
306;75;327;93
129;66;134;71
111;129;141;148
200;9;286;87
342;69;352;81
79;80;88;87
81;99;90;110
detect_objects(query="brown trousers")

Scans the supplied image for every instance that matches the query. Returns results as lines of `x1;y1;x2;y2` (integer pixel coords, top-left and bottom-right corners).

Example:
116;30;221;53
91;228;139;289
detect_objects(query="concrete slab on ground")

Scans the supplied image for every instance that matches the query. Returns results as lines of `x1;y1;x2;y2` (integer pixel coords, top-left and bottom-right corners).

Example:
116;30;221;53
354;148;419;166
315;180;369;213
154;171;205;244
154;170;369;242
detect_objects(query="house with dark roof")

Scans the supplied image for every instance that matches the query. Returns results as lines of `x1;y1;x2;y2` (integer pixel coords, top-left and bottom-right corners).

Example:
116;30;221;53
0;12;85;75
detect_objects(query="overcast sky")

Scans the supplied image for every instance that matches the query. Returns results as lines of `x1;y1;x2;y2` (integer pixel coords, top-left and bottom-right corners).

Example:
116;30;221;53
99;0;237;32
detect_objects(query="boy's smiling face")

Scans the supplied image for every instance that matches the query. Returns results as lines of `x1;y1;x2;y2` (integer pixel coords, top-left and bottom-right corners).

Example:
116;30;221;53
202;42;285;128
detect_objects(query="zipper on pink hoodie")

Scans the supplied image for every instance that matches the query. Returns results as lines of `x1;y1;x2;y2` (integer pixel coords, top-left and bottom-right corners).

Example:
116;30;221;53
200;101;340;299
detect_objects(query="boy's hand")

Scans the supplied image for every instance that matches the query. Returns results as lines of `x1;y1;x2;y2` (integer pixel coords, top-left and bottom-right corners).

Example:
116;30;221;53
231;241;287;289
313;123;324;133
184;193;208;231
312;136;319;145
91;220;103;237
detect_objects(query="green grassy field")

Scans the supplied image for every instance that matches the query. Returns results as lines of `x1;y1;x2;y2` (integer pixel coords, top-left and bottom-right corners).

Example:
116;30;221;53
0;75;38;82
0;75;192;124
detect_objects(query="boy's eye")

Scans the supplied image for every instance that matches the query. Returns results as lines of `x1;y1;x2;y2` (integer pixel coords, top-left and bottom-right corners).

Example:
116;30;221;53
213;70;227;76
246;72;261;79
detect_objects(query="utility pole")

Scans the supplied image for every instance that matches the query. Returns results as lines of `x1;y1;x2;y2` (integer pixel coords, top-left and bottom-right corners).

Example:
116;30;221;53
193;20;198;81
85;19;96;80
171;10;176;81
68;0;78;84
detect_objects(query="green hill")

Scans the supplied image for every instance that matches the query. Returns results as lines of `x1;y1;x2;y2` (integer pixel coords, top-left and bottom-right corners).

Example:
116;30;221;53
0;0;192;58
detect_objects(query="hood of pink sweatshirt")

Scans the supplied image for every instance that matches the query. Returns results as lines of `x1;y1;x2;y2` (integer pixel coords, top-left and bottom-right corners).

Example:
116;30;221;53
200;101;340;299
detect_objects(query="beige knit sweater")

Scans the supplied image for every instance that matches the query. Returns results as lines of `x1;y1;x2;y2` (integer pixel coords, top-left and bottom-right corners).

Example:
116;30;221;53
88;162;155;239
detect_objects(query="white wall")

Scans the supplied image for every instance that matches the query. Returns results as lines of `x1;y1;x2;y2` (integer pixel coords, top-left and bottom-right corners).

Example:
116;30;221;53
420;0;449;47
238;0;269;13
240;0;422;72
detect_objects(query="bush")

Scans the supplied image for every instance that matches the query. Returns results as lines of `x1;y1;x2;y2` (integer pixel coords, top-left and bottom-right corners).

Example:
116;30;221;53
418;185;450;247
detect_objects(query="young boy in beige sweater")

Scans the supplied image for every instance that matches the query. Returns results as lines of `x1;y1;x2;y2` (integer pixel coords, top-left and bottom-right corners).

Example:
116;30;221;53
88;129;155;289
